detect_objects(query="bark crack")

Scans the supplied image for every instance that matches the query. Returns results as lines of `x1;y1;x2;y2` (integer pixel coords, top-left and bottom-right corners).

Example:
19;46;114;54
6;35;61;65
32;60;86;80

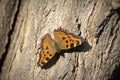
96;11;115;44
61;71;68;80
0;0;21;73
103;14;119;64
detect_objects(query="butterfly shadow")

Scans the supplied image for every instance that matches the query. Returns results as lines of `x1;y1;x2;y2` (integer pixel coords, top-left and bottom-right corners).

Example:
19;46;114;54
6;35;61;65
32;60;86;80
68;40;92;53
41;40;91;69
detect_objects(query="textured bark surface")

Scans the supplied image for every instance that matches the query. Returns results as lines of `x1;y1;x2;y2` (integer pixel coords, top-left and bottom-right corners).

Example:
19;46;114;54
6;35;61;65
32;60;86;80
0;0;120;80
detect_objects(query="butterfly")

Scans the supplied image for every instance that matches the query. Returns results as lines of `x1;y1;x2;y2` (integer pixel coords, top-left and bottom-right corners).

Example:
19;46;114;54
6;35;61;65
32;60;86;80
37;27;84;67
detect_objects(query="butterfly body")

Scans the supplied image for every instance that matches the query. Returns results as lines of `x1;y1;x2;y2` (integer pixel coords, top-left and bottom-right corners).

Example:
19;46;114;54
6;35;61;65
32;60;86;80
38;27;84;67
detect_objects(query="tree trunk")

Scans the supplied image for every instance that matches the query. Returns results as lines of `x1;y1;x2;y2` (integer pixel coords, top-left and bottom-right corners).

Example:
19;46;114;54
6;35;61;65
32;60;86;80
0;0;120;80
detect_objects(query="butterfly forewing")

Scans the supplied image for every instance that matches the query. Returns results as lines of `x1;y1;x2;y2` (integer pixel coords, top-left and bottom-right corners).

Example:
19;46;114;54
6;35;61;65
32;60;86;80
53;28;84;50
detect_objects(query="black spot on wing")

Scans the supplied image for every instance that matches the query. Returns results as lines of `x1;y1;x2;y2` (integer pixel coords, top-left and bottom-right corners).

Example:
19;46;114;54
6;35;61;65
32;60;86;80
62;37;65;40
46;57;50;61
49;54;52;57
76;41;79;46
44;54;46;56
66;40;68;43
47;51;49;54
46;46;49;49
70;43;74;48
66;45;68;48
70;39;74;42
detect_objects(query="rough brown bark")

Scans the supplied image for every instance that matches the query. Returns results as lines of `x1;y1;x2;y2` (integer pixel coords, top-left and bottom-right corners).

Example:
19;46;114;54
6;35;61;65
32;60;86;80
0;0;120;80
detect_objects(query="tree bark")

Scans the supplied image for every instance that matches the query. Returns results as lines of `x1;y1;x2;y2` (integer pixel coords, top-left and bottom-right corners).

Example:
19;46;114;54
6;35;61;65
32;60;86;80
0;0;120;80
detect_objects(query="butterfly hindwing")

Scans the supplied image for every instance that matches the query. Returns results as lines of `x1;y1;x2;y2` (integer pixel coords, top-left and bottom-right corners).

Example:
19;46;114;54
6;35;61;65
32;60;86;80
53;27;84;50
37;34;57;66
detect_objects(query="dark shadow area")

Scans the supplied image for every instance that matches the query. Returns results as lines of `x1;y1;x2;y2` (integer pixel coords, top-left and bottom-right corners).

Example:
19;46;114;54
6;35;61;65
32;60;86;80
115;7;120;16
108;63;120;80
41;40;91;69
77;23;81;30
95;10;115;44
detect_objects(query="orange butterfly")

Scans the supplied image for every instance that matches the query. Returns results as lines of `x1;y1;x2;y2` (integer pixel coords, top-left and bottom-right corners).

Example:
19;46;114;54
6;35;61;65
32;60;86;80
37;27;84;67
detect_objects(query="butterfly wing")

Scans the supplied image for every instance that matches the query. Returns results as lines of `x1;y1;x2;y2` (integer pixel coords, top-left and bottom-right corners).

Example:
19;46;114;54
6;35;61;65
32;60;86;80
37;34;57;66
53;27;84;50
